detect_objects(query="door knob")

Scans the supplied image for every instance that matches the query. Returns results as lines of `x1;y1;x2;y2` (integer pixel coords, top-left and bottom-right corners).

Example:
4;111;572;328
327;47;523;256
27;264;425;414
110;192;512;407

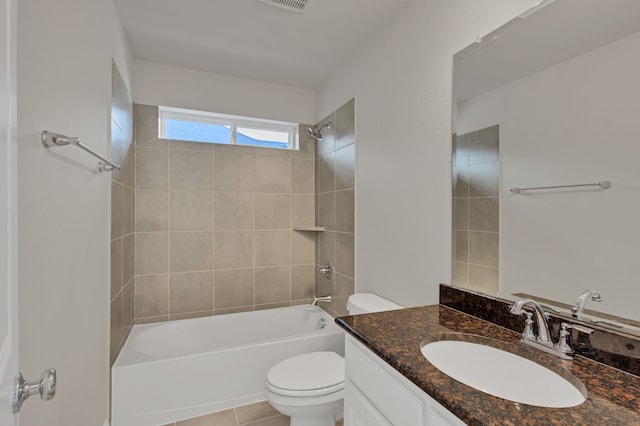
13;368;57;413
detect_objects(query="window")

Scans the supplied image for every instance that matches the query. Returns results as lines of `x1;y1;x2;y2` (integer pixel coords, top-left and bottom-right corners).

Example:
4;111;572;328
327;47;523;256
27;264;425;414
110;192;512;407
159;106;298;150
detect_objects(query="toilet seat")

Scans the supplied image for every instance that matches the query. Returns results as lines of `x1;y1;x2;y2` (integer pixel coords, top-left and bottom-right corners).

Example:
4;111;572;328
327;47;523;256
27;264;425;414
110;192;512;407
266;352;344;397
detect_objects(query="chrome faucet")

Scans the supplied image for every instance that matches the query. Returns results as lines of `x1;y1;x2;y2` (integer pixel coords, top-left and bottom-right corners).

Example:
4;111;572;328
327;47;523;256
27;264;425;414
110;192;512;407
510;298;553;346
571;290;603;319
312;295;332;306
510;298;594;360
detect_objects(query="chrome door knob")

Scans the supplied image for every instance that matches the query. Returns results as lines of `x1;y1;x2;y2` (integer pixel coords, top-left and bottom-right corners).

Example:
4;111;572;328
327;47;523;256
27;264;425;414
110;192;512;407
13;368;57;413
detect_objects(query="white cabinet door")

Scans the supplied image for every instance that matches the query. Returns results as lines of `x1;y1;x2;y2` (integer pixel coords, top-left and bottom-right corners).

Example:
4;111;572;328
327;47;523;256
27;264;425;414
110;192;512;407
345;381;392;426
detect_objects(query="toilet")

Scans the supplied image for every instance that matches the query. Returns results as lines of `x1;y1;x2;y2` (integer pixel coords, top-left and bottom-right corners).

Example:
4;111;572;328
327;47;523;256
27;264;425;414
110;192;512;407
264;293;402;426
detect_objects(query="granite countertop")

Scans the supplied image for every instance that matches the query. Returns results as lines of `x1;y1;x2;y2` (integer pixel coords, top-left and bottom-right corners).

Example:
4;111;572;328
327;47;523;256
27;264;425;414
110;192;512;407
336;305;640;426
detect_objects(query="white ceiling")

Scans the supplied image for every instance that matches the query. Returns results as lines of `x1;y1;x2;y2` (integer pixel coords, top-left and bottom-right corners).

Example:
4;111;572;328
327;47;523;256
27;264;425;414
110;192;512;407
114;0;411;89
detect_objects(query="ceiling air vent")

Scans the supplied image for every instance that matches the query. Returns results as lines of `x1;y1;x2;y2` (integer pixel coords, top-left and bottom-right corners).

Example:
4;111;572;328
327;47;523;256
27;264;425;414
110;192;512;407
258;0;312;13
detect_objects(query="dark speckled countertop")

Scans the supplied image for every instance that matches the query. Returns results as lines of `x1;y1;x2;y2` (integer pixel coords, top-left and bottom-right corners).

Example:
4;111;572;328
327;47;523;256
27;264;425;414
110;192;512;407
336;305;640;425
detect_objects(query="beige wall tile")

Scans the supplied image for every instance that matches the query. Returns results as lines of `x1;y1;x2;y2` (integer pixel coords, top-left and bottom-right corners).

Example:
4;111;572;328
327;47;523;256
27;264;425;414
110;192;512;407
134;104;167;148
255;156;291;193
335;232;354;279
111;239;123;300
169;271;214;314
169;311;213;321
335;98;355;150
335;143;355;190
316;192;335;231
251;145;291;159
454;231;468;263
215;192;254;230
135;315;168;325
135;190;169;232
468;124;499;165
469;197;499;232
255;230;290;267
214;269;254;309
455;165;470;198
453;262;469;287
111;181;123;239
170;150;214;191
110;291;123;364
293;124;315;160
315;268;334;300
292;265;315;300
214;149;254;192
291;231;315;265
214;306;254;316
123;186;134;236
469;161;499;197
453;198;469;231
291;159;314;193
315;153;335;194
171;191;214;231
332;273;354;316
469;231;499;268
316;231;336;267
135;232;168;274
111;119;133;187
314;115;336;157
255;194;290;230
170;140;214;151
123;234;134;285
214;231;254;269
291;194;314;228
468;265;499;295
122;280;133;333
135;147;169;189
335;190;354;233
170;232;214;272
134;274;169;318
255;266;290;304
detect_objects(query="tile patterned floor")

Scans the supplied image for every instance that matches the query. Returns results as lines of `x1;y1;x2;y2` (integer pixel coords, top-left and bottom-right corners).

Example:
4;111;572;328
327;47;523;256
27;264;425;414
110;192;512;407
163;400;344;426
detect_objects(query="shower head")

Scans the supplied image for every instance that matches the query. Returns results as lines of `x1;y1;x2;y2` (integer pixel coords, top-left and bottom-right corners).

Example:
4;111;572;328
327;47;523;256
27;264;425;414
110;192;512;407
307;121;333;141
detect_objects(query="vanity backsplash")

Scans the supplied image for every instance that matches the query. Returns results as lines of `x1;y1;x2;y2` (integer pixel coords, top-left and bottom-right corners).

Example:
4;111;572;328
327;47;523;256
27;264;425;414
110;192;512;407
440;284;640;377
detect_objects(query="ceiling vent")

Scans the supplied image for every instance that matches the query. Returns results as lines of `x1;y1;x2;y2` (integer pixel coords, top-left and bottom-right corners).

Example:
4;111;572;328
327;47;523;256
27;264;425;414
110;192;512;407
258;0;312;13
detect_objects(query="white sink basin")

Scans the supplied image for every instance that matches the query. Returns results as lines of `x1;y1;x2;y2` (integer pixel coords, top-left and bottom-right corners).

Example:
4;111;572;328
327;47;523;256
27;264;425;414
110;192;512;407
421;340;586;408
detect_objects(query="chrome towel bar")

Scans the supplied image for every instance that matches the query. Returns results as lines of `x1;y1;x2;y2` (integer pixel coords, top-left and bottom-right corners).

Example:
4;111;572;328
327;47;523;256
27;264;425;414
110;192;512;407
41;130;120;172
510;180;612;194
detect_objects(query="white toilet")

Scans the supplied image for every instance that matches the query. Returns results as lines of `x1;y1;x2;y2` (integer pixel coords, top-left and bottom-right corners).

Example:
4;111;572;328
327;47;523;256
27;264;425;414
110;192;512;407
264;293;402;426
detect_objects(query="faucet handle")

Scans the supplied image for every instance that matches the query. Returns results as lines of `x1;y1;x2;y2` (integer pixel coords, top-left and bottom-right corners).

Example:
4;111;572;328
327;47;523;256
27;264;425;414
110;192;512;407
522;312;536;340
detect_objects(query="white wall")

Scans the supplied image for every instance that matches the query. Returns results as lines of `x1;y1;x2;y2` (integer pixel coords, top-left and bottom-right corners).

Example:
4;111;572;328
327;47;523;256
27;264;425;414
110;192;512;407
17;0;132;424
457;31;640;321
316;0;540;307
133;60;316;124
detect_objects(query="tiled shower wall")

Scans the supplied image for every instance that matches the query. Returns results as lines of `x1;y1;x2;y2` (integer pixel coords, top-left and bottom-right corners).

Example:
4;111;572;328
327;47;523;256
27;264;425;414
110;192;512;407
452;125;499;295
110;62;135;364
315;99;356;317
132;105;317;323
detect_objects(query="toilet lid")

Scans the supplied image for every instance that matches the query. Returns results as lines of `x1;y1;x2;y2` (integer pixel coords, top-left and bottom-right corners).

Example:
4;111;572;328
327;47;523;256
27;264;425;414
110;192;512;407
266;352;344;392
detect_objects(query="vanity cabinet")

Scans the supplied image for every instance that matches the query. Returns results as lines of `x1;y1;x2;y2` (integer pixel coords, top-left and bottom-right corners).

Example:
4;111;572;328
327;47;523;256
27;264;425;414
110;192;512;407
345;335;466;426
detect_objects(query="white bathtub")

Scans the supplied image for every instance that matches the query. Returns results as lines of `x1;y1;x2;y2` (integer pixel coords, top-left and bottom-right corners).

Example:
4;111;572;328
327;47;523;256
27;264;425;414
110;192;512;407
111;305;345;426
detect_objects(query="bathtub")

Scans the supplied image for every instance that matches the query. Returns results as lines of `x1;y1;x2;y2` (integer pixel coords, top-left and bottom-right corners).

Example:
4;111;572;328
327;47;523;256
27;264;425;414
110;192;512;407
111;305;345;426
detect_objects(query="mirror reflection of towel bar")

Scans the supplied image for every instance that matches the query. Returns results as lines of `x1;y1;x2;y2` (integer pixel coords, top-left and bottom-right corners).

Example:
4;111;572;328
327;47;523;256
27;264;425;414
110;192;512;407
41;130;121;172
510;181;611;194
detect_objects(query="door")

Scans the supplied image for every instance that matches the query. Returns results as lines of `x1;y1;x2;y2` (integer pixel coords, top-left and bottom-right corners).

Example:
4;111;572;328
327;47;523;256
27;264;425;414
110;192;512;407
0;0;17;423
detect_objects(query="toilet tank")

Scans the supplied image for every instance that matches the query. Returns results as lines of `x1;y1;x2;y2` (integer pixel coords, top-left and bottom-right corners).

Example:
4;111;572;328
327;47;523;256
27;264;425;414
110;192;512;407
346;293;403;315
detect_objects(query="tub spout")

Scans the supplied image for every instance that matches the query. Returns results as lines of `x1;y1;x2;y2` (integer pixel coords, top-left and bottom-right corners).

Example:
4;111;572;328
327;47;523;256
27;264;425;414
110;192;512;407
312;295;332;306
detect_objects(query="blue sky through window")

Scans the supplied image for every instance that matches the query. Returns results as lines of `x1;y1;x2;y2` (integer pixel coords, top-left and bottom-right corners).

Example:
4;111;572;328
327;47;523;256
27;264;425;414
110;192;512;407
165;119;289;149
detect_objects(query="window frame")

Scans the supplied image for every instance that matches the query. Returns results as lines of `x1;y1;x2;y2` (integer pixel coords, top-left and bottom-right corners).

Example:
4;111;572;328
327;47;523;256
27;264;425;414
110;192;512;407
158;106;299;150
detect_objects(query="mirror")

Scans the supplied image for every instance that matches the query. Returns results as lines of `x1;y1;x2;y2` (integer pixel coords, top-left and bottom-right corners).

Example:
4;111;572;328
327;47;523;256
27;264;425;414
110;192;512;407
452;0;640;332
